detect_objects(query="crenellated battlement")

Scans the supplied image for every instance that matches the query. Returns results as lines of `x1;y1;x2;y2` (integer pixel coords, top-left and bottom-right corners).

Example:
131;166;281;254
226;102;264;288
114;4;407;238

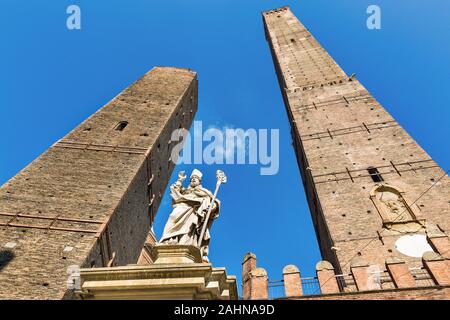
262;6;290;16
242;232;450;300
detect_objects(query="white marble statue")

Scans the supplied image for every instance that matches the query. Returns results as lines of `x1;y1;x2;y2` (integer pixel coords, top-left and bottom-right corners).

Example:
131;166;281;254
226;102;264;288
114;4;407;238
159;169;226;262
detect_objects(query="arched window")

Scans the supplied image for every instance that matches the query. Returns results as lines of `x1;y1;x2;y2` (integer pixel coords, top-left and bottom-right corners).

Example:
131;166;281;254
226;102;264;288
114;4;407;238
114;121;128;131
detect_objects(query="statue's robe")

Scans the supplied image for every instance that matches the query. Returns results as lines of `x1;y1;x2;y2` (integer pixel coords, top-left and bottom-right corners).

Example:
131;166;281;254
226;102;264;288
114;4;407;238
160;183;220;249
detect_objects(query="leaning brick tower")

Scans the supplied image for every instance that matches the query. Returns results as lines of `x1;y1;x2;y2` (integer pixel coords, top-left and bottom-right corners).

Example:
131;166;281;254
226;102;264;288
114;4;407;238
262;6;450;275
0;67;198;299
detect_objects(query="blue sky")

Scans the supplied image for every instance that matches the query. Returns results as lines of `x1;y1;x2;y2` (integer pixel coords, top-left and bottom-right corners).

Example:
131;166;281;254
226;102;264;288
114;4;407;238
1;0;449;294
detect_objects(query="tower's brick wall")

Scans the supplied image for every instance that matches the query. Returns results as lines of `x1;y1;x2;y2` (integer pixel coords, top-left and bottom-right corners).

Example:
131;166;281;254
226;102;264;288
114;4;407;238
0;67;198;299
263;7;450;274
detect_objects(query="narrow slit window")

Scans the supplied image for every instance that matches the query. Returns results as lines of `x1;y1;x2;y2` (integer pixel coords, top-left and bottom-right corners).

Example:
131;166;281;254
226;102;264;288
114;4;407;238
114;121;128;131
368;166;384;182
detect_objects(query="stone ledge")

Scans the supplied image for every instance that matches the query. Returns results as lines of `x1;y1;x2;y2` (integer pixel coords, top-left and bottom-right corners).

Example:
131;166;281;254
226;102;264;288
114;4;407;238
77;245;237;300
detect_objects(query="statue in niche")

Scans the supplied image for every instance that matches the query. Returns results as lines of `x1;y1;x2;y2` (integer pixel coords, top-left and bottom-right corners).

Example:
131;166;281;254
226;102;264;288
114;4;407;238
370;184;424;233
378;192;411;222
159;169;226;262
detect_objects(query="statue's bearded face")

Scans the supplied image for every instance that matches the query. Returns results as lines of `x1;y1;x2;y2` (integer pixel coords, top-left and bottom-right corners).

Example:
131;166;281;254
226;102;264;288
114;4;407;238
190;176;200;188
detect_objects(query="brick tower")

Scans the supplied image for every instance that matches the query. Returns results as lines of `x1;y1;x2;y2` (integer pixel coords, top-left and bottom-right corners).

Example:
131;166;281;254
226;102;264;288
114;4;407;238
0;67;198;299
263;7;450;275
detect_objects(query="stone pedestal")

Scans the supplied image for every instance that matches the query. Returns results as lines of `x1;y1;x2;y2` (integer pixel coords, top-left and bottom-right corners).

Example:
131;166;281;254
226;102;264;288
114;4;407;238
76;245;237;300
151;244;203;264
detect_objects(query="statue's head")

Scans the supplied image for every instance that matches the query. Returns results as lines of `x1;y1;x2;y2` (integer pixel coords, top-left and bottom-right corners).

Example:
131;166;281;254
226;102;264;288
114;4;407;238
190;169;203;188
190;176;201;187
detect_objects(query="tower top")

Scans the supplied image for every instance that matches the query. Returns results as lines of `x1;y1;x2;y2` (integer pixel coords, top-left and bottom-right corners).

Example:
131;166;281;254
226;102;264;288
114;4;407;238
262;6;290;16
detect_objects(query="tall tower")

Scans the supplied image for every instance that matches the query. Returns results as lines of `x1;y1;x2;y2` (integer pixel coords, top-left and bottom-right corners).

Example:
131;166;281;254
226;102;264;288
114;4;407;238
263;7;450;274
0;67;198;299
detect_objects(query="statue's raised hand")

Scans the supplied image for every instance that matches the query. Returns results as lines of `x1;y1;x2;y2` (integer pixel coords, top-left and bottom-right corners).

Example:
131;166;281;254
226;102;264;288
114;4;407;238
178;171;187;182
174;171;187;188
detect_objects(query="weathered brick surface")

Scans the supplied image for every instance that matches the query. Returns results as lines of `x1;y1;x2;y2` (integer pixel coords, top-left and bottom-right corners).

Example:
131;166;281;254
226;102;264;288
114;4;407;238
423;258;450;286
351;265;382;291
316;261;340;294
242;252;257;300
386;259;416;288
249;268;269;300
428;236;450;259
283;265;302;297
0;67;198;299
263;7;450;274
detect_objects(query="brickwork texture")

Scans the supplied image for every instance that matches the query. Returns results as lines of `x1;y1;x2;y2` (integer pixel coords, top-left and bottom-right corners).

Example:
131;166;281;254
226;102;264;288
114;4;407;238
0;67;198;299
263;6;450;274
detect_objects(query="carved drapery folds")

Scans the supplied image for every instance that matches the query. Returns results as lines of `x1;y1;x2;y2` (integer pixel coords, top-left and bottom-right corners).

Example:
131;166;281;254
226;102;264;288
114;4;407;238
370;184;425;233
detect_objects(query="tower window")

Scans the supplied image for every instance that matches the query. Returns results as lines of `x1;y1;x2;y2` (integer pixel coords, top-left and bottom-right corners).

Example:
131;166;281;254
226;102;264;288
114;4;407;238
114;121;128;131
368;166;383;182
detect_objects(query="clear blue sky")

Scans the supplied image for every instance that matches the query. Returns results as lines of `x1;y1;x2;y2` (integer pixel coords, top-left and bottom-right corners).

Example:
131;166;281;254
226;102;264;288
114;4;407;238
1;0;449;294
